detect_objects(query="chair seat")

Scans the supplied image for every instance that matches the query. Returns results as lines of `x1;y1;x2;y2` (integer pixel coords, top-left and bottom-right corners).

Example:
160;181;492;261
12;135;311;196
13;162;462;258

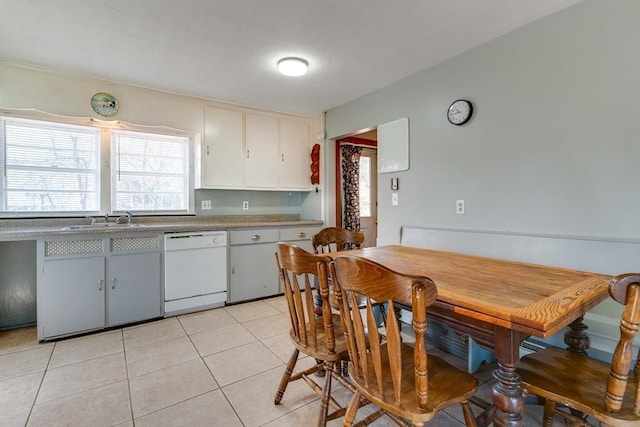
290;313;349;361
518;347;640;426
349;343;478;423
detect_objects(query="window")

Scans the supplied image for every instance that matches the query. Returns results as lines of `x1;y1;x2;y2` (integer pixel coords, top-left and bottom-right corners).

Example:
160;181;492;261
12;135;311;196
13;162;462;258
1;117;100;212
111;130;188;212
358;155;371;217
0;114;191;215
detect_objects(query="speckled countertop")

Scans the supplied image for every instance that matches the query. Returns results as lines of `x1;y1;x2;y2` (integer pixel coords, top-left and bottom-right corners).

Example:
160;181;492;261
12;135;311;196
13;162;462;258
0;214;323;241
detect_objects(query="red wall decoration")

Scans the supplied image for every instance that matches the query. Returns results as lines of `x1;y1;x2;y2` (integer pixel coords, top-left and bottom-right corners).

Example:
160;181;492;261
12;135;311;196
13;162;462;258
310;143;320;185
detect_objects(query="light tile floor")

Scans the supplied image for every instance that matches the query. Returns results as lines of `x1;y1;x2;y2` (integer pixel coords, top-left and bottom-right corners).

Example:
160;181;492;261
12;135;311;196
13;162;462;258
1;296;557;426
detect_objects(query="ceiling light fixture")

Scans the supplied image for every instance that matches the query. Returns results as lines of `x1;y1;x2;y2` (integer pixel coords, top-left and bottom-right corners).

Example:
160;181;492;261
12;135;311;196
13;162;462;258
277;57;308;77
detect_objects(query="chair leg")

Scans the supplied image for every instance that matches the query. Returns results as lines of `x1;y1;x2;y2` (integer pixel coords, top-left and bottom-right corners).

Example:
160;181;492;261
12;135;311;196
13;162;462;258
542;399;555;427
317;361;334;427
275;348;299;404
343;391;361;427
460;401;477;427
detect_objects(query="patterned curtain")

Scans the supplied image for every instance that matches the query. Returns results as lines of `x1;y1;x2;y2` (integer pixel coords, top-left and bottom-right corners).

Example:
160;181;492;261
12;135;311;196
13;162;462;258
341;144;362;231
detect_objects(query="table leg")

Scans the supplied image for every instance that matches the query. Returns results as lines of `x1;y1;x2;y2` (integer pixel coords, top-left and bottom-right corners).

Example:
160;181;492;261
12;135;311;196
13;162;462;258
492;327;525;427
563;315;591;420
564;315;590;354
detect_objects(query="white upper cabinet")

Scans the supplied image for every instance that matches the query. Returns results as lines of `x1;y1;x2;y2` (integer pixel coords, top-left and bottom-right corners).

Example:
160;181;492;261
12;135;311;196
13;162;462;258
199;107;311;190
202;106;245;188
245;113;280;188
279;117;311;190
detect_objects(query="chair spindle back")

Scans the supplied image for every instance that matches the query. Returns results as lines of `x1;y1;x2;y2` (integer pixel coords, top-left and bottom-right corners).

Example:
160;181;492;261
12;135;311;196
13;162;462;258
275;243;334;354
330;254;438;408
313;227;364;254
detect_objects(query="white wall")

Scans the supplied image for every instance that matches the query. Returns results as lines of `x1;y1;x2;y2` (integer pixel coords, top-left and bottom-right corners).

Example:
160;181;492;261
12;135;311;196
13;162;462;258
0;62;208;133
0;61;324;219
325;0;640;357
326;0;640;246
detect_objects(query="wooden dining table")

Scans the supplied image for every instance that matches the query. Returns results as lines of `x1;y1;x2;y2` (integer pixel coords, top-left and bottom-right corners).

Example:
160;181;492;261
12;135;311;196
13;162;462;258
326;245;612;427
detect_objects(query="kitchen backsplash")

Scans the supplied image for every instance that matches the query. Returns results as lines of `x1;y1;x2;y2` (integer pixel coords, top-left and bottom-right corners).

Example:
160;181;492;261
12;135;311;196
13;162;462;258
194;189;308;215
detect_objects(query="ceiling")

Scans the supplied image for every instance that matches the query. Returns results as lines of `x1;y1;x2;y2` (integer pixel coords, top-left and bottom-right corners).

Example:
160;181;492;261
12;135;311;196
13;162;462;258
0;0;581;116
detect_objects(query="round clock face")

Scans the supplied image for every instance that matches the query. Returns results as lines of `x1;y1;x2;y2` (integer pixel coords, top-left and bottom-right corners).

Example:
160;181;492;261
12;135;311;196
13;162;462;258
91;93;118;117
447;99;473;125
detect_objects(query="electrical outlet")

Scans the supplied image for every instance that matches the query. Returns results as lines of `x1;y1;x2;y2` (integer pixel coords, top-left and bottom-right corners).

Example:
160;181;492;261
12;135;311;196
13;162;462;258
242;201;249;210
456;199;465;214
201;200;212;210
392;193;399;206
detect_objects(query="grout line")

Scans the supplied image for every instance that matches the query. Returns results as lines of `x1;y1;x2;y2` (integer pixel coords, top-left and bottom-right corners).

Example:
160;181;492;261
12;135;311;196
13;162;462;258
121;328;136;425
179;309;269;426
23;340;56;426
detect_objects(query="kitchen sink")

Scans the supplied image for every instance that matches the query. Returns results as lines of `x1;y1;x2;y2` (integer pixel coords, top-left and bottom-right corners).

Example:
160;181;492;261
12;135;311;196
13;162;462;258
62;223;146;230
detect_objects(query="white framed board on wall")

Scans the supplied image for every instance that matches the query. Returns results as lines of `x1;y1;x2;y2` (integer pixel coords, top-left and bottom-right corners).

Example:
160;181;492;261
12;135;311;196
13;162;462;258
377;117;409;173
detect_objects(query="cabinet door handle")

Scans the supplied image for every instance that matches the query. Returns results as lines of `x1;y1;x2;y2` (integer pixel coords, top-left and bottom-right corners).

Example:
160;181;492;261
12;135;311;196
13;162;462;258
281;153;284;162
231;266;235;275
111;278;117;290
206;145;210;156
251;235;261;241
298;232;306;238
97;279;104;291
246;149;250;159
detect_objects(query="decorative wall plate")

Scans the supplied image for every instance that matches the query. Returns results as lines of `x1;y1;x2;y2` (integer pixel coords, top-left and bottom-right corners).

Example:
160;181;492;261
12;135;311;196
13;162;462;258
91;93;118;116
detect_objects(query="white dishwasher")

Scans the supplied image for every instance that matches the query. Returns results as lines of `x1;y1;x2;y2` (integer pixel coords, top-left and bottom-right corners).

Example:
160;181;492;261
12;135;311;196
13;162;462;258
164;231;227;316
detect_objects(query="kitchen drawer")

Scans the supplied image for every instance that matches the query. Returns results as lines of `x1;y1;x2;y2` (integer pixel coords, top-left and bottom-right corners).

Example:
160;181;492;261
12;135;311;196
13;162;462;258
279;226;322;242
229;228;279;245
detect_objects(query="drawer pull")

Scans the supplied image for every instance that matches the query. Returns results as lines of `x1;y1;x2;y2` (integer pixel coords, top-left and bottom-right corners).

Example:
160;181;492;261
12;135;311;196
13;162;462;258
298;232;306;238
251;235;261;241
97;279;104;291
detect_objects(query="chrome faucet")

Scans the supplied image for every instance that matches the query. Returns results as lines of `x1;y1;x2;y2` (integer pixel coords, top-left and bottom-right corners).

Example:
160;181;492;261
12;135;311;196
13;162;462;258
116;211;133;224
104;213;109;224
86;215;95;225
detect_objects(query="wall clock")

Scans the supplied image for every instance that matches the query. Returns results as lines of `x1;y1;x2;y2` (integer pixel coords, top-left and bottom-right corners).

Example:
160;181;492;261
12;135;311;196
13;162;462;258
447;99;473;125
91;93;119;117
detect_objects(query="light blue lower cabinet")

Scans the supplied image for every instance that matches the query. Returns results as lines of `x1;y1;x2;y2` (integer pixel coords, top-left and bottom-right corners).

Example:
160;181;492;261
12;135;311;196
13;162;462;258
229;242;279;303
228;226;322;302
39;256;106;339
37;234;162;341
108;252;161;326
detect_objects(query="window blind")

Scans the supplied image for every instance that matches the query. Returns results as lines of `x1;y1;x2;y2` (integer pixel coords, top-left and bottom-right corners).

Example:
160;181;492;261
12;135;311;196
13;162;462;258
1;117;100;212
111;130;188;212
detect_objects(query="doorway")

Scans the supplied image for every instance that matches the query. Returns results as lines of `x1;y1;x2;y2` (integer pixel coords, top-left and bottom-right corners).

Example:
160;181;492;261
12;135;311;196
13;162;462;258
335;131;378;247
358;148;377;247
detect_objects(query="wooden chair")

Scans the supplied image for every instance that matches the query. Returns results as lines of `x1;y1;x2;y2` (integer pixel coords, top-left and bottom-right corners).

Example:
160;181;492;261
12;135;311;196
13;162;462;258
329;254;479;427
517;273;640;427
312;227;366;315
312;226;365;254
274;242;359;426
